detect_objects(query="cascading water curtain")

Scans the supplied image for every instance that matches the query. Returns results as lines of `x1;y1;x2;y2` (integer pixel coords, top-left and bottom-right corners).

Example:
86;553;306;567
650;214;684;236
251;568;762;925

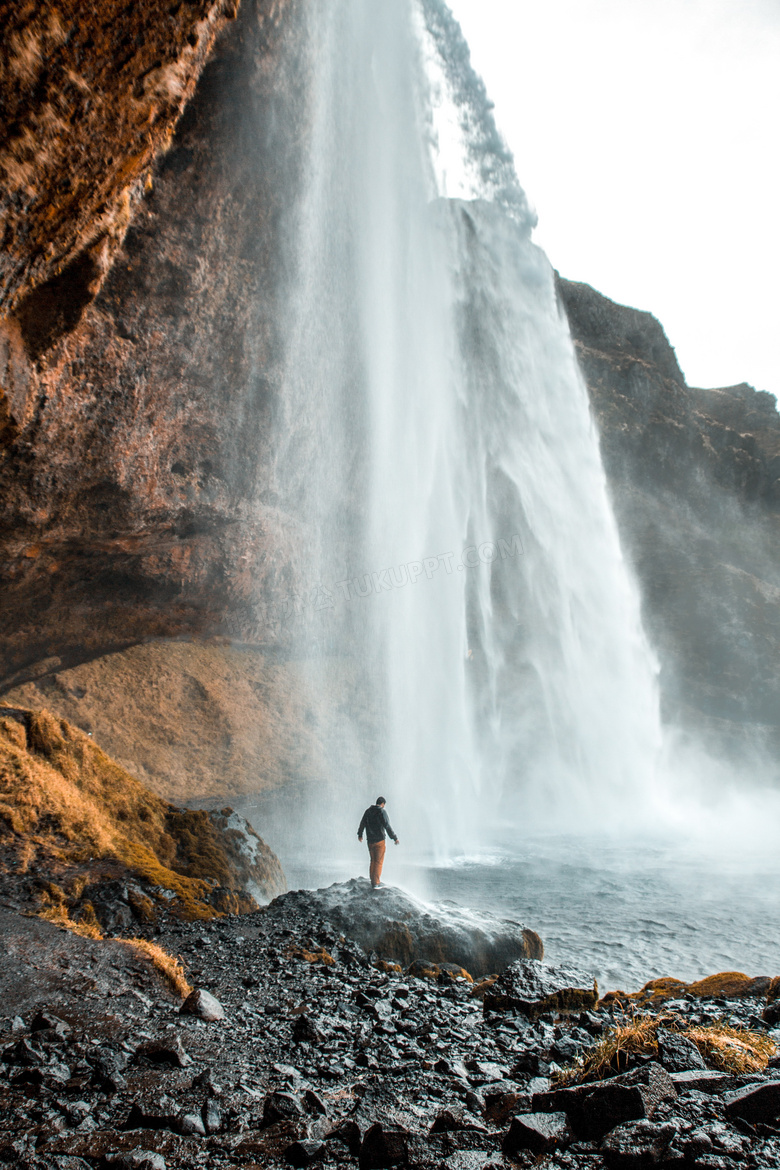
272;0;663;859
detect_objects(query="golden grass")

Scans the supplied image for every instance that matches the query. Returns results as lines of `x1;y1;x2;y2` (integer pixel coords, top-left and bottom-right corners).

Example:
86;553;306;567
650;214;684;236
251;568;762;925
601;971;767;1007
554;1010;776;1086
686;1022;775;1073
119;938;192;999
0;708;253;920
285;944;335;966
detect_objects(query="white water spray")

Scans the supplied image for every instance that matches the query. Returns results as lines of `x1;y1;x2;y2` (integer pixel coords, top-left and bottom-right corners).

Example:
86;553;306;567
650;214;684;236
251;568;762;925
272;0;663;856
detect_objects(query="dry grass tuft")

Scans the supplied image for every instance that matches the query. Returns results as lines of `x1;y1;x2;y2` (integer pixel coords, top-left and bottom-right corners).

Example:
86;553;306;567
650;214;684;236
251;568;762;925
119;938;192;999
686;1022;775;1074
555;1010;776;1086
36;880;104;939
0;708;254;920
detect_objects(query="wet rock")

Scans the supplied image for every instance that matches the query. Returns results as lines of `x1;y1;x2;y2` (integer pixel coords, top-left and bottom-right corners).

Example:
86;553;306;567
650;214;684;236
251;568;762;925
326;1119;362;1155
510;1050;548;1078
269;879;542;977
764;1000;780;1027
483;959;597;1018
285;1137;326;1166
103;1153;167;1170
2;1037;45;1065
600;1119;681;1168
292;1014;322;1044
88;1048;129;1093
502;1111;571;1155
724;1079;780;1124
123;1103;179;1133
358;1122;409;1168
484;1088;528;1125
202;1096;222;1133
302;1088;328;1116
263;1090;305;1127
655;1025;706;1072
550;1034;584;1064
429;1109;471;1133
135;1033;191;1068
180;988;224;1021
31;1010;71;1036
179;1111;207;1136
534;1062;677;1140
670;1069;733;1093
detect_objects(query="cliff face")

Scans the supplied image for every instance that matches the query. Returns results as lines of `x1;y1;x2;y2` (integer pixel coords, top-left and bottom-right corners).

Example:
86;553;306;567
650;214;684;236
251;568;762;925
0;0;241;318
0;0;296;688
558;278;780;755
1;0;778;794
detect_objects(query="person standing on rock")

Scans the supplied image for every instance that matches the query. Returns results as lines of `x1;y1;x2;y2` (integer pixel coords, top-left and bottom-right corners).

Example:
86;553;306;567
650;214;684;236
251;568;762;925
357;797;399;889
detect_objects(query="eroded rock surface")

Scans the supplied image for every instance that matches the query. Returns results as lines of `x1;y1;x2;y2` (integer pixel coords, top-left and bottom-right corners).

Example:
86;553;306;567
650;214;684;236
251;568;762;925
268;878;543;978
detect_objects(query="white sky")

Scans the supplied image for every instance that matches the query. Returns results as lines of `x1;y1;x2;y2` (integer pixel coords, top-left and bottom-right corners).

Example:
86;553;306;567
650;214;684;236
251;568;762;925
447;0;780;398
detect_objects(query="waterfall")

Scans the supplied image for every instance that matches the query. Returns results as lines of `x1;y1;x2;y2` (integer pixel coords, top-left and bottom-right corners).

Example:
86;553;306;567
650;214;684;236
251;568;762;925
271;0;663;856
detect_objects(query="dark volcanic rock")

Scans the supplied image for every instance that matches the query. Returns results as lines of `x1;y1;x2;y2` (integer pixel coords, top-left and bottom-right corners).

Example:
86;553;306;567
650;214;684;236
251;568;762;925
600;1119;682;1168
483;958;596;1017
0;895;777;1170
358;1122;409;1169
268;878;542;977
180;989;224;1022
534;1063;677;1141
670;1069;733;1094
502;1111;571;1155
656;1025;706;1072
724;1079;780;1124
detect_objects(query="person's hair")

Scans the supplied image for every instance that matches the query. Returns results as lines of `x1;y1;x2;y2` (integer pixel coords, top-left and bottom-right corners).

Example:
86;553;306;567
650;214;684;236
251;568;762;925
375;796;386;805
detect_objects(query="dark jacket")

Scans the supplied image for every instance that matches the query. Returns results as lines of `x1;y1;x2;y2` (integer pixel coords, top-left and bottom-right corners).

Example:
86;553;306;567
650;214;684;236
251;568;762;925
358;804;397;845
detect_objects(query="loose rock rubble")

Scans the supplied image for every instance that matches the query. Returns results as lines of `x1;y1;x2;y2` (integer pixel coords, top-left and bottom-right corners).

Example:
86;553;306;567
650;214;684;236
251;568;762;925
1;878;779;1169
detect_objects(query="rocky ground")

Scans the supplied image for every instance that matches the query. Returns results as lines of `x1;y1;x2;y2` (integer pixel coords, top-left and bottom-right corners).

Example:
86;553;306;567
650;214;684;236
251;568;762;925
1;880;780;1170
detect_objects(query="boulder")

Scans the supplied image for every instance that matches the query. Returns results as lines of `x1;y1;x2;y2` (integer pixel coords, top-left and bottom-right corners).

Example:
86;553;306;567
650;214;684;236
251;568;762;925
600;1119;681;1168
655;1026;706;1072
670;1069;733;1093
483;959;597;1017
134;1033;191;1068
263;1091;305;1128
724;1080;780;1124
268;879;542;977
292;1015;322;1044
180;988;224;1022
103;1154;167;1170
502;1112;571;1156
285;1139;325;1166
533;1063;677;1140
358;1123;409;1169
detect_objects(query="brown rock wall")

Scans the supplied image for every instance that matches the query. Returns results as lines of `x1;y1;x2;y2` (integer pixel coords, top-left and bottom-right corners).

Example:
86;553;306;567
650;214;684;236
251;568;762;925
0;0;299;685
0;0;242;317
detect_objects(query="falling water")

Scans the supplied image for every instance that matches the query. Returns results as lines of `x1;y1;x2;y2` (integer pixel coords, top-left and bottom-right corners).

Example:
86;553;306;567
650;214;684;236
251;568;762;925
271;0;663;857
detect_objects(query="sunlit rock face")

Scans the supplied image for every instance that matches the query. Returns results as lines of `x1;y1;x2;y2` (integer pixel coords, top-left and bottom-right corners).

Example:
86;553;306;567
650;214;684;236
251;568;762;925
0;0;242;319
559;278;780;755
0;0;295;686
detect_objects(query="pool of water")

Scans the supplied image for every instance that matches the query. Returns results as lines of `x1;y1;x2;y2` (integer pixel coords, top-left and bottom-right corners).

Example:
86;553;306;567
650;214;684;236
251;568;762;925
281;834;780;994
